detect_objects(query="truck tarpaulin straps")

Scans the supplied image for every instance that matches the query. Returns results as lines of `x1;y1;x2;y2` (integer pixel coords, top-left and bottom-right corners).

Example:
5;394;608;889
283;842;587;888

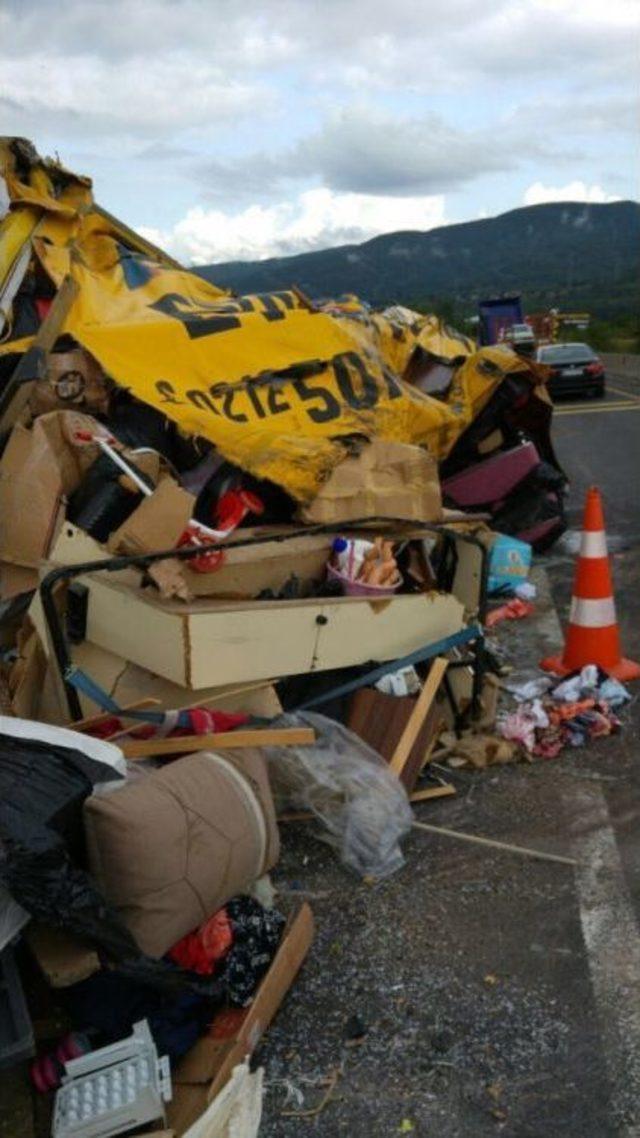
64;667;249;738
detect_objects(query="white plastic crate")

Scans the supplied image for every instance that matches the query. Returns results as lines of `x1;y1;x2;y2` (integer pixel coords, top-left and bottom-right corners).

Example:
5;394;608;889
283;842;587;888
52;1019;171;1138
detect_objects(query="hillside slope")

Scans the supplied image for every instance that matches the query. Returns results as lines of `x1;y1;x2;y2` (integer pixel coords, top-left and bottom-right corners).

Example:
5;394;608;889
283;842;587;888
194;201;639;317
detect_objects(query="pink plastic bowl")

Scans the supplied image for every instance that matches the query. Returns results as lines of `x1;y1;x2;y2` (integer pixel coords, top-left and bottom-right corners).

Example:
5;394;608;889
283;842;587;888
327;563;402;597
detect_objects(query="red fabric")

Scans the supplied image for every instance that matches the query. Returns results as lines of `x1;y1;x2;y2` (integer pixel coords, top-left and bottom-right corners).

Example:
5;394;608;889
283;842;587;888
86;717;123;739
84;708;248;742
186;708;248;735
486;599;535;628
168;908;234;975
548;698;595;725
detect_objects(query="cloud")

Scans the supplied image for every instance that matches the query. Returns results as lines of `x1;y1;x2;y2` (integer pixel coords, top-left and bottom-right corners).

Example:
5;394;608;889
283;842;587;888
1;0;635;142
523;181;621;206
196;106;516;203
0;0;635;243
293;108;514;195
138;187;447;263
0;53;264;137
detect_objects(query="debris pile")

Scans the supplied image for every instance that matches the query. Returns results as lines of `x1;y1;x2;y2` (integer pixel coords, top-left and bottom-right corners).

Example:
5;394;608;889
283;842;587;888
0;137;631;1136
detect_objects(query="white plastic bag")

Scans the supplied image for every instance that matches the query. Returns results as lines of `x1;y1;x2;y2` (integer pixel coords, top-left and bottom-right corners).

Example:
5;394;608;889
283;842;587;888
266;712;413;879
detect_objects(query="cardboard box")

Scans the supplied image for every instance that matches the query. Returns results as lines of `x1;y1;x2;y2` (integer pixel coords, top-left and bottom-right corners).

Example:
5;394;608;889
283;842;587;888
301;439;442;525
0;410;163;590
0;417;72;570
107;477;195;558
179;530;333;600
168;903;314;1135
26;924;101;988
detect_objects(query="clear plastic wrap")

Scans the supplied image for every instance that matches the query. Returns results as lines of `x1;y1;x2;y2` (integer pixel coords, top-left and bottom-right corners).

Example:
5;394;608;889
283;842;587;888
266;712;413;879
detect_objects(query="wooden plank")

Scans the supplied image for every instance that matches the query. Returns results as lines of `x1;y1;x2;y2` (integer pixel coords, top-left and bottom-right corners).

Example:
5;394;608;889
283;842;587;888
388;657;448;778
0;274;79;431
410;784;456;803
121;725;315;759
347;686;443;793
69;697;161;732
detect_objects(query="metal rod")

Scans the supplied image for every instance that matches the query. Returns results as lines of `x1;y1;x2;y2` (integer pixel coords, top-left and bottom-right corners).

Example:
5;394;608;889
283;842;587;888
412;820;578;866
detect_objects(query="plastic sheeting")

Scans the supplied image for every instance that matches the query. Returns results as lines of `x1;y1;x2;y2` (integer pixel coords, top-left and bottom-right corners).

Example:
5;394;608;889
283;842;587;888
265;712;413;879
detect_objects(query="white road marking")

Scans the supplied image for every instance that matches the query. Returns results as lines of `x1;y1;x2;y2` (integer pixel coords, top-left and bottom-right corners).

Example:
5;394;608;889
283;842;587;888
571;785;640;1136
554;403;640;416
539;568;640;1133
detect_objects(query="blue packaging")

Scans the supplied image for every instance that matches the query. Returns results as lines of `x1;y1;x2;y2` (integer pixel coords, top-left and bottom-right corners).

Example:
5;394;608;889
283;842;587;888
488;534;532;594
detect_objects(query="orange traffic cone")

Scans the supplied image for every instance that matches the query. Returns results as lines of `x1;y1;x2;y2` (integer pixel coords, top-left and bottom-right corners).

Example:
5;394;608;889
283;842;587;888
541;486;640;681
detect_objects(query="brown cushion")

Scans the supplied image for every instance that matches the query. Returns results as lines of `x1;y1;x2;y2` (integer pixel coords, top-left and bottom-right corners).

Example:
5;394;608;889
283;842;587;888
84;750;279;958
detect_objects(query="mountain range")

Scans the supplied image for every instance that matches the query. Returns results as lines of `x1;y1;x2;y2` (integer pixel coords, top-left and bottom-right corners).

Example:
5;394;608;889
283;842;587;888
194;201;640;319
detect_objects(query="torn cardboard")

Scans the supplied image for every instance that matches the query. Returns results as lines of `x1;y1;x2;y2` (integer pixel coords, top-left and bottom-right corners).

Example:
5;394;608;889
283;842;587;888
178;530;333;601
26;923;100;988
0;409;162;591
107;477;195;557
301;439;442;525
107;476;195;600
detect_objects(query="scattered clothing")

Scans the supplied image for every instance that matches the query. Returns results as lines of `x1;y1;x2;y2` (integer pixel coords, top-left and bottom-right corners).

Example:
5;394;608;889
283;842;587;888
219;897;286;1007
486;598;535;628
168;909;234;976
88;707;248;743
498;663;627;760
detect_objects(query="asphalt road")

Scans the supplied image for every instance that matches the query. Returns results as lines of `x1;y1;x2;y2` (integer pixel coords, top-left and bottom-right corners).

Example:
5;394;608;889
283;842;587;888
257;369;640;1137
551;369;640;545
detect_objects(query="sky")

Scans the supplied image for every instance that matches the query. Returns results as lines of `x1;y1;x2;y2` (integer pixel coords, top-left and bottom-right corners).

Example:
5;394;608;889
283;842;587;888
0;0;637;264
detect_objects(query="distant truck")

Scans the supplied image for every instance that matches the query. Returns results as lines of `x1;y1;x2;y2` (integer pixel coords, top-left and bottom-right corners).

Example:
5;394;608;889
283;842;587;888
478;295;525;346
478;296;536;356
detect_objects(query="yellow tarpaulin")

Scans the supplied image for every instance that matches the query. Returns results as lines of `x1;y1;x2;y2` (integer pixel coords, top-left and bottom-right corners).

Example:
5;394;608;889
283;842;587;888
2;138;544;501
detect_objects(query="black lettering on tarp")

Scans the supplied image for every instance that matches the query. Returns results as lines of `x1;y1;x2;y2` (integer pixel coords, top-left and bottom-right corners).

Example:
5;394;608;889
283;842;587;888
155;380;185;404
256;293;286;322
209;384;248;423
150;293;240;339
382;367;403;400
206;297;254;315
246;383;267;419
269;291;295;309
333;351;378;410
187;390;220;415
267;384;291;415
295;376;341;423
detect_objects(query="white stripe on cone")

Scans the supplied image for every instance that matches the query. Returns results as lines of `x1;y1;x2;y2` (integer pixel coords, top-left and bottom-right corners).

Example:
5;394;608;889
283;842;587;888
569;596;617;628
581;531;609;559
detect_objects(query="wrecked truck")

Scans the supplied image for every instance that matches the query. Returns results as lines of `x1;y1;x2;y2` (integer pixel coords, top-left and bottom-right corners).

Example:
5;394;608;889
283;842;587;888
0;135;566;601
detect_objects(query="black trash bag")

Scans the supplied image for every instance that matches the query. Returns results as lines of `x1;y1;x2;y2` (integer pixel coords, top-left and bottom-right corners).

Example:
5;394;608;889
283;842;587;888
0;733;216;993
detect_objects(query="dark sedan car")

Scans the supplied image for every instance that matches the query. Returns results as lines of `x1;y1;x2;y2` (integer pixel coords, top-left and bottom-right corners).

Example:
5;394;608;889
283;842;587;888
536;342;606;399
